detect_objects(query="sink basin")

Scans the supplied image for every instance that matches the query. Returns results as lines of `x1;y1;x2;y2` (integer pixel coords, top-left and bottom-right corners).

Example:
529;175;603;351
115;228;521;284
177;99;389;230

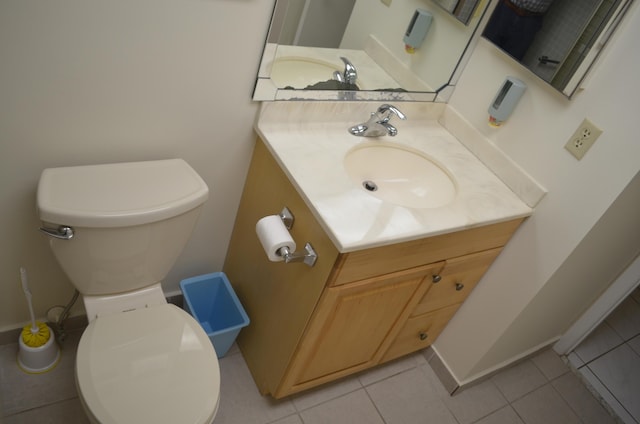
344;143;457;208
271;57;342;89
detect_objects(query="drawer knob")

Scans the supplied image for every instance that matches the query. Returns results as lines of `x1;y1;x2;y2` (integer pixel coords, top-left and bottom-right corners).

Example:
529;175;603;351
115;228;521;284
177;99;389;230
419;332;428;341
432;274;442;283
455;282;465;291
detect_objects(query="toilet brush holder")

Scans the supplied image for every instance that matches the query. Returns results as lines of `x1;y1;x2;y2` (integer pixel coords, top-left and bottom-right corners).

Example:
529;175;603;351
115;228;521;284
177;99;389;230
17;325;60;373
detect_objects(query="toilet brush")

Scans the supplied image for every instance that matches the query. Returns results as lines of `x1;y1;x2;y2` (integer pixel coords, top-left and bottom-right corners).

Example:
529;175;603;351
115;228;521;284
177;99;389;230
19;267;50;348
17;267;60;373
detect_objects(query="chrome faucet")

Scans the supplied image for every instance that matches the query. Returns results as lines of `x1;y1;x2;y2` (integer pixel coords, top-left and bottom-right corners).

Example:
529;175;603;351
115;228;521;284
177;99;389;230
333;57;358;85
349;104;407;137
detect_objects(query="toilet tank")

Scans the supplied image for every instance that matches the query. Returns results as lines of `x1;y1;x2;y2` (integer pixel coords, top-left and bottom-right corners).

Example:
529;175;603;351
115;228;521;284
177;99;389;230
37;159;209;296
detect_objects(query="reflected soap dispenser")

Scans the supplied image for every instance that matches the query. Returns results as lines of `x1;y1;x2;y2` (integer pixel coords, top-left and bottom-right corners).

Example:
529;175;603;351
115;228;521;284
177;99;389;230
488;77;526;127
404;9;433;54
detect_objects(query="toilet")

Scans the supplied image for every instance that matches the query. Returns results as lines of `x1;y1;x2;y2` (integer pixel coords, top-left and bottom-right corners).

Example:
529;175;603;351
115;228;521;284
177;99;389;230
37;159;220;424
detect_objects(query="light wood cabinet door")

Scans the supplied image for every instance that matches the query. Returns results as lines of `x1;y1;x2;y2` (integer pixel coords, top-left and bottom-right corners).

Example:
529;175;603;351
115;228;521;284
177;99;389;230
277;262;443;397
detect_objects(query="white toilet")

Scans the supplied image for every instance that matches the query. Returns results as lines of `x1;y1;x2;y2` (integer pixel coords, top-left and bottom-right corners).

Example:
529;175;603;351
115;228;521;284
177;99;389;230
37;159;220;424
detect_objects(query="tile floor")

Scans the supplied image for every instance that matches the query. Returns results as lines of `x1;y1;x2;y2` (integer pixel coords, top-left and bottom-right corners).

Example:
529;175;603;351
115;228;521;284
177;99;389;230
0;327;619;424
569;286;640;424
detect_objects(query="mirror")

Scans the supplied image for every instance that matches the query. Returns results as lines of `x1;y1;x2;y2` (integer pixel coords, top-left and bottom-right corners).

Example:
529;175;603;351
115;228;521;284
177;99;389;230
433;0;484;25
483;0;634;97
254;0;488;102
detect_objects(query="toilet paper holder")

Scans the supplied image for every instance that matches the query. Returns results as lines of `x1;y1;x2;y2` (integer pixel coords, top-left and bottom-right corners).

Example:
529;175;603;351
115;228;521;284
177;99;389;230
277;243;317;267
276;207;317;267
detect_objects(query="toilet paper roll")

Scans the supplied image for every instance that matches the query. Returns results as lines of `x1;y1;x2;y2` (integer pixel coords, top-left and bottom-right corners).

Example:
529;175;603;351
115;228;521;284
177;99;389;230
256;215;296;262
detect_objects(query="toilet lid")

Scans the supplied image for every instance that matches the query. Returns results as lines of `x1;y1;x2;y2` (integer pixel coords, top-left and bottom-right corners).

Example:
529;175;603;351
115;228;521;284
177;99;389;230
76;304;220;424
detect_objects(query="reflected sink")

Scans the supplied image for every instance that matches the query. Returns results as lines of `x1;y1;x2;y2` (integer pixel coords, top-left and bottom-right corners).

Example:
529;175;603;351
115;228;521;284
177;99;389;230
344;143;457;208
271;56;367;89
271;57;341;88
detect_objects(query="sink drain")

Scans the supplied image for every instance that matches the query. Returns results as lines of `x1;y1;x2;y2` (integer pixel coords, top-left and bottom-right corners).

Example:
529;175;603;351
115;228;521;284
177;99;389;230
362;180;378;192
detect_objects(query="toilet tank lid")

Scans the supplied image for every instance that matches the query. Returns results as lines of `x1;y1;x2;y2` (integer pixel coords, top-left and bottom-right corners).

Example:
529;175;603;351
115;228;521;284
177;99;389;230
37;159;209;227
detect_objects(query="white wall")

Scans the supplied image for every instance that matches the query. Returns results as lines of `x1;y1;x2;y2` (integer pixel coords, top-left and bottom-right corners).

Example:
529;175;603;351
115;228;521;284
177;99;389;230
433;2;640;383
0;0;275;331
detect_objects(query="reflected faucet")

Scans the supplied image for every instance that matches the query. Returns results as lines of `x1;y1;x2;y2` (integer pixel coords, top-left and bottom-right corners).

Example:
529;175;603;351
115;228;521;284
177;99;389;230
349;104;407;137
333;57;358;85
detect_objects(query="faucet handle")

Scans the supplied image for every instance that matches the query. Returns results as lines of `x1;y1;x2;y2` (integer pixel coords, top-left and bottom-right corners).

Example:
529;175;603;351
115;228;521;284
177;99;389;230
339;57;358;85
376;104;406;122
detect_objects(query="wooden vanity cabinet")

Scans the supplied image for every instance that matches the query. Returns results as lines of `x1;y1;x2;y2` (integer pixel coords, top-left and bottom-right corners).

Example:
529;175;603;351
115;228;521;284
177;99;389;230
223;139;524;398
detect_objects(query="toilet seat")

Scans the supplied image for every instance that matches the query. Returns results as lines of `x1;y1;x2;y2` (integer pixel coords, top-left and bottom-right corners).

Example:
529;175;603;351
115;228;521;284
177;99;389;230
76;304;220;424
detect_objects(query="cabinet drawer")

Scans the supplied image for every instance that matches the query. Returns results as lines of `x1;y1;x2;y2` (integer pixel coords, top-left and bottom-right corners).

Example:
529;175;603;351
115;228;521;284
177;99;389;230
413;248;501;317
382;304;460;363
329;219;523;286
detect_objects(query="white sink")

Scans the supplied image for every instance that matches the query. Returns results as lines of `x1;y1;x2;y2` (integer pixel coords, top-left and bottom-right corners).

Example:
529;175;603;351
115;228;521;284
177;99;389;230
271;57;342;89
344;143;457;209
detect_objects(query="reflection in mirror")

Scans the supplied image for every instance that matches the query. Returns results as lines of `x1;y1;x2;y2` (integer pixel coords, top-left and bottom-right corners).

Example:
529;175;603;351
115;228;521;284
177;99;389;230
254;0;490;101
483;0;634;97
433;0;484;25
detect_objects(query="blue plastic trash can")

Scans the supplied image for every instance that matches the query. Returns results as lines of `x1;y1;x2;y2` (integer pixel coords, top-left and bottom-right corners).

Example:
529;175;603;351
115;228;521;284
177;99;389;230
180;272;250;358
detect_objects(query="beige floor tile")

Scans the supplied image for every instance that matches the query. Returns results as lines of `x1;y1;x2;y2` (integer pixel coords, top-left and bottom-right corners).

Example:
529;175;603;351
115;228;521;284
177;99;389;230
0;330;81;416
530;349;568;380
269;414;303;424
472;405;525;424
577;367;637;424
628;334;640;356
366;367;457;424
442;379;508;424
491;360;547;403
606;296;640;341
574;322;624;364
291;374;361;412
551;372;617;424
511;384;581;424
213;352;296;424
588;343;640;421
631;286;640;304
358;351;426;387
300;389;384;424
3;398;88;424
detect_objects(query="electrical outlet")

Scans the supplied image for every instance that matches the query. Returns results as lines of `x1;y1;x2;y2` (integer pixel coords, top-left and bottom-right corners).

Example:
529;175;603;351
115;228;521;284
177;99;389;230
564;118;603;160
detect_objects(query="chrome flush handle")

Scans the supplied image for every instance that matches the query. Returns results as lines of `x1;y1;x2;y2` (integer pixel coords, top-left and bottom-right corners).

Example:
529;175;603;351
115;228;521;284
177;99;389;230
39;225;74;240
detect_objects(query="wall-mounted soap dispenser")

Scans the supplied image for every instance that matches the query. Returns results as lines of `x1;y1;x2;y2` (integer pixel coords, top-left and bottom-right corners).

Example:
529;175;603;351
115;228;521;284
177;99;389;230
488;77;526;127
404;9;432;54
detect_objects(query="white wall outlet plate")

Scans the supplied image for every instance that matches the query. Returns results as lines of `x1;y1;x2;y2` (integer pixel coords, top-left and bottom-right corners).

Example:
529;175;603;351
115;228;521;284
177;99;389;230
564;118;603;160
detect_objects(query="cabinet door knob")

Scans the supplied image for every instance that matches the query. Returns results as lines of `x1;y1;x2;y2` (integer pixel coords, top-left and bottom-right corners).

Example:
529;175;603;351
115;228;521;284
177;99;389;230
419;332;428;341
432;274;442;283
455;282;464;291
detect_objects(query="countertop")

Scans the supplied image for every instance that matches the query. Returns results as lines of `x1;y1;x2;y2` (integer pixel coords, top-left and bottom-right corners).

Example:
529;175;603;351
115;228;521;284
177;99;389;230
255;102;533;253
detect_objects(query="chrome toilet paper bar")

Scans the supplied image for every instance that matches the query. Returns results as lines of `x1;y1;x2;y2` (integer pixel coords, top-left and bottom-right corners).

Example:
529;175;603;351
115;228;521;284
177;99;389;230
277;243;317;267
274;207;317;267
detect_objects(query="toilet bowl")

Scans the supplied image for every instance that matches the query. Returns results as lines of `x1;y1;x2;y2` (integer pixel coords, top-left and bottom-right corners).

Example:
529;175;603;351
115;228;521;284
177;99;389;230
37;159;220;424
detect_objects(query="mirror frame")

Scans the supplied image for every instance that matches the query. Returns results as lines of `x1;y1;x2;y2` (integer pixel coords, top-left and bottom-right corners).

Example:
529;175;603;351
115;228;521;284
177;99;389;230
253;0;491;102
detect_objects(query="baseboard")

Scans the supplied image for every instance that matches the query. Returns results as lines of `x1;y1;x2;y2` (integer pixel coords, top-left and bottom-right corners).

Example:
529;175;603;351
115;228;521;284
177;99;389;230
425;345;461;395
427;337;560;395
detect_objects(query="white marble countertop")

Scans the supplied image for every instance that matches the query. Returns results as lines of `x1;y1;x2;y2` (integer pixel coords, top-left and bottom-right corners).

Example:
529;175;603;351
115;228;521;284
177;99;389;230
255;102;533;253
